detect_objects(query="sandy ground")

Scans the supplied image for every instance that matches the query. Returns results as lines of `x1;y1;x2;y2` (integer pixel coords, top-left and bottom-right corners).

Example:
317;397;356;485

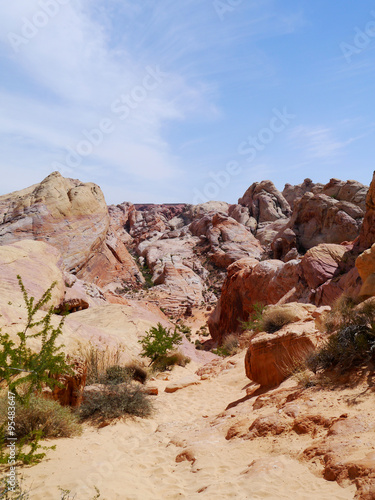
18;353;360;500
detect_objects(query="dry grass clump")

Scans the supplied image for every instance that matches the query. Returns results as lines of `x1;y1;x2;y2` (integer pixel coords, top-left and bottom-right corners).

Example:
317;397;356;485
76;342;149;384
261;307;297;334
151;351;190;372
0;394;81;440
213;334;240;357
307;296;375;373
77;342;124;385
78;383;152;423
105;363;148;385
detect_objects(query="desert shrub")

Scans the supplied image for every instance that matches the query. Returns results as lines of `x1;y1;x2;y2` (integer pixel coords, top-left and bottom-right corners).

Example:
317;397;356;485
0;276;73;404
77;342;124;385
241;302;266;332
0;394;81;441
213;334;239;357
194;339;204;350
261;307;296;334
176;322;192;341
78;383;152;422
139;323;182;364
151;352;190;372
105;363;148;385
307;297;375;373
307;324;375;373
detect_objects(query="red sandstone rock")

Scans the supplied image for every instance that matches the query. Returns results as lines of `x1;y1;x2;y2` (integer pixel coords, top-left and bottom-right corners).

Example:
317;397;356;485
51;357;87;408
244;322;317;386
301;244;348;289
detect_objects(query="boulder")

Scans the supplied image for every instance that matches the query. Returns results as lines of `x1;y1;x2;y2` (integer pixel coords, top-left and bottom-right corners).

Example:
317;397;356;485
356;243;375;283
256;219;290;248
238;180;291;223
274;192;363;255
208;258;307;344
188;201;229;219
301;244;348;289
228;204;257;232
244;321;317;386
282;178;323;209
190;212;263;268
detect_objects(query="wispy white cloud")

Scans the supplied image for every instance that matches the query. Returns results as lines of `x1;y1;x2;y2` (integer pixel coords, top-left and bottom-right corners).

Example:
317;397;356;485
0;0;306;202
287;125;349;161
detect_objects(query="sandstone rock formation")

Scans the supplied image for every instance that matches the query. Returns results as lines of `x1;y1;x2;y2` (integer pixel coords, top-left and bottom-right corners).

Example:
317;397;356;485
0;172;108;273
208;258;307;343
50;357;87;407
238;180;291;223
358;171;375;250
190;212;263;267
274;192;363;256
0;172;143;292
244;313;318;387
0;240;65;312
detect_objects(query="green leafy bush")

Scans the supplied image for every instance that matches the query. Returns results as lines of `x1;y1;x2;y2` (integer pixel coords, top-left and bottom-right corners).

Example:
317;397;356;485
0;276;73;404
139;323;182;364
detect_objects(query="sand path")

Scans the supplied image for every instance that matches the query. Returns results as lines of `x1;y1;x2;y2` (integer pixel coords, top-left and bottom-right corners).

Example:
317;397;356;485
21;355;356;499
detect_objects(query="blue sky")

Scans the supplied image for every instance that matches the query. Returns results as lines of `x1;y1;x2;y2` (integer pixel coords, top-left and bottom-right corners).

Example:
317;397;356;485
0;0;374;204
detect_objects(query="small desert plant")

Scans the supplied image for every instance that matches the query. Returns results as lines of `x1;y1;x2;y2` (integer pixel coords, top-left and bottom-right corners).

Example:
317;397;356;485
77;342;124;385
0;394;81;466
175;322;192;341
0;394;81;441
240;302;266;332
151;352;190;372
0;276;73;404
307;324;375;373
0;475;30;499
139;323;182;365
307;297;375;373
104;363;148;385
261;307;296;334
78;383;152;423
213;334;239;357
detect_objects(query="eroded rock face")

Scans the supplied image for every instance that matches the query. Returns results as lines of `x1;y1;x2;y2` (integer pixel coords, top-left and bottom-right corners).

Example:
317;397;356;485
0;172;108;273
301;244;348;290
0;240;65;312
244;320;317;386
208;258;307;344
50;357;87;408
238;180;291;223
190;212;263;268
274;192;364;256
282;178;323;209
358;171;375;250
